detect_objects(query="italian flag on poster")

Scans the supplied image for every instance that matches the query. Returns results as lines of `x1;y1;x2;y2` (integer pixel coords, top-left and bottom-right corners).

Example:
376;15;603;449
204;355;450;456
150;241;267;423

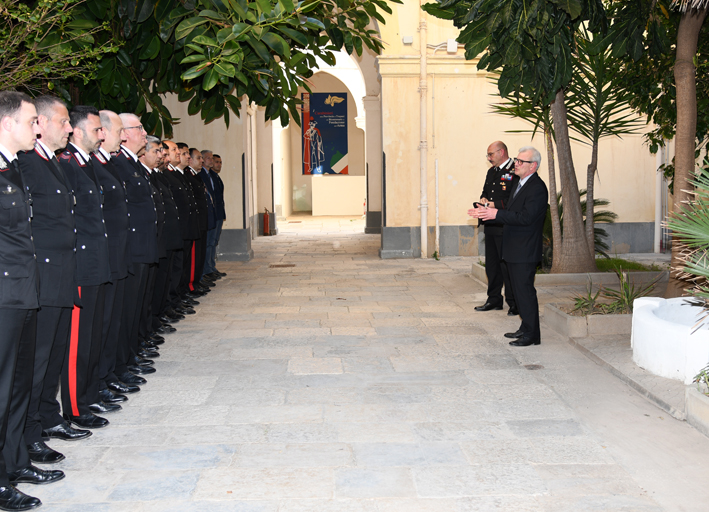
302;92;349;175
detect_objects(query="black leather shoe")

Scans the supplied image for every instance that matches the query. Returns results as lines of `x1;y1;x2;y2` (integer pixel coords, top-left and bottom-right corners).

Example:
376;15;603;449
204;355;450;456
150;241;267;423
509;336;541;347
41;421;91;442
127;364;156;375
175;306;195;315
504;329;525;339
185;291;204;299
182;298;199;306
9;465;64;486
155;324;177;334
99;388;127;403
199;279;215;288
149;333;165;342
116;372;147;385
107;379;141;393
89;401;122;414
63;413;109;429
138;348;159;359
132;354;154;366
0;485;41;510
474;302;503;312
140;340;158;350
217;271;227;276
508;308;519;316
26;442;64;464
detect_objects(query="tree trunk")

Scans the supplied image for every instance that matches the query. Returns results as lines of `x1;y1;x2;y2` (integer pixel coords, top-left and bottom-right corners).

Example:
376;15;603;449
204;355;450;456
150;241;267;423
585;141;599;255
666;7;708;298
550;88;597;273
546;126;563;274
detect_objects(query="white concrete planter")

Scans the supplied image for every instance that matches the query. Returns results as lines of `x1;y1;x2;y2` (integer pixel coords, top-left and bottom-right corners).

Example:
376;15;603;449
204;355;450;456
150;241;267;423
632;297;709;385
544;303;632;338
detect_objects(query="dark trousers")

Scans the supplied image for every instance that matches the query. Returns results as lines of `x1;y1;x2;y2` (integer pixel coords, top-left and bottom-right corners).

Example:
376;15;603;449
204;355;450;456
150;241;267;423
168;249;184;309
203;227;218;275
507;261;540;340
62;285;106;418
152;252;174;330
96;277;125;396
0;309;36;482
192;230;207;287
178;239;193;297
116;264;148;375
139;264;157;341
484;227;516;309
25;306;71;444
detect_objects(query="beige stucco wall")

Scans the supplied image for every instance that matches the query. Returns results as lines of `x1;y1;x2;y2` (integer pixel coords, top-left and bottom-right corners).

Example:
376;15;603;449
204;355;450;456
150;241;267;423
162;94;246;231
377;4;657;229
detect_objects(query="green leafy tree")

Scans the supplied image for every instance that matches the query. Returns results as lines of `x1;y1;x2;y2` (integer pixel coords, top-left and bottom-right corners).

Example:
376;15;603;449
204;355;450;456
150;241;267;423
423;0;607;273
0;0;116;94
65;0;399;137
608;0;708;297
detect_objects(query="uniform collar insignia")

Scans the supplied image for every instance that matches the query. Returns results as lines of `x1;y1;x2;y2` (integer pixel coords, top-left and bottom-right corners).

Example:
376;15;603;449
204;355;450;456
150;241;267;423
0;154;7;169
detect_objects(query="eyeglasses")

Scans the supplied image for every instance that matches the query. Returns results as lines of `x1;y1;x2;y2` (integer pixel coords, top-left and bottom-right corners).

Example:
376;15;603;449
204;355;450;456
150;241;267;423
486;148;502;157
514;158;534;165
124;125;145;133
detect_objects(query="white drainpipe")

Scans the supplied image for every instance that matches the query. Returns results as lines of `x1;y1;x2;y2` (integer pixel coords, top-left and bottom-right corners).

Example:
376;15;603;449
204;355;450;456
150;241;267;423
419;4;428;258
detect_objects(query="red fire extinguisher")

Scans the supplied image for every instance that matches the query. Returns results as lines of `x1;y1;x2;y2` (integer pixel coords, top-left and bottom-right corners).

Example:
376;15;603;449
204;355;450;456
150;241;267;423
263;207;270;236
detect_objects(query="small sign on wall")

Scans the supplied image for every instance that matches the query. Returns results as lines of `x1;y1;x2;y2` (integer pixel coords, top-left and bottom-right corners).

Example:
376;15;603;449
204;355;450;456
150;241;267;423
302;92;348;175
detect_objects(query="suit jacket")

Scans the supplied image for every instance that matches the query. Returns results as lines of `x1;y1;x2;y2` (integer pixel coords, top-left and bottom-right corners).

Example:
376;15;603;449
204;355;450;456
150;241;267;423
200;167;217;230
185;166;208;232
59;145;111;287
496;172;548;264
112;147;158;264
0;155;39;309
151;170;183;252
479;158;518;229
212;171;226;221
142;163;167;259
91;151;131;280
18;146;76;307
162;165;197;240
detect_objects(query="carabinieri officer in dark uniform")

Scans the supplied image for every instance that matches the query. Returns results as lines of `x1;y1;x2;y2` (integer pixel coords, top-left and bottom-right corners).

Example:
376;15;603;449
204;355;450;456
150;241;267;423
59;106;112;430
0;91;64;512
474;141;519;316
18;96;86;468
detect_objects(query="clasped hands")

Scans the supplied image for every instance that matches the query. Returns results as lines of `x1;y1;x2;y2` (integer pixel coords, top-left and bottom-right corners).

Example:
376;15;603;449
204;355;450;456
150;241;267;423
468;199;498;221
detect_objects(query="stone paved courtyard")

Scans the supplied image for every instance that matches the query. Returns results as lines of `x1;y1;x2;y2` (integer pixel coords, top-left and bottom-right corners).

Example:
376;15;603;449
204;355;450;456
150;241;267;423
26;219;709;511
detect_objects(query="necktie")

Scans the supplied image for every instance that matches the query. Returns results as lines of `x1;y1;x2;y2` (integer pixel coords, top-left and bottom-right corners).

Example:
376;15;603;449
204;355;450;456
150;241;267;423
5;159;23;188
512;182;521;199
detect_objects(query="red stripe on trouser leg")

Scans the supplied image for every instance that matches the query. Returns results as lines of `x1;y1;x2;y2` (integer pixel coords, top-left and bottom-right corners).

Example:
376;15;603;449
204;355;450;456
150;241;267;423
69;286;82;417
189;241;196;291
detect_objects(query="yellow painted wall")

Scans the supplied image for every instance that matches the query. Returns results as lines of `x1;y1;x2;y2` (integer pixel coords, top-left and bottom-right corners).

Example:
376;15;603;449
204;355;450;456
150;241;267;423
377;3;657;229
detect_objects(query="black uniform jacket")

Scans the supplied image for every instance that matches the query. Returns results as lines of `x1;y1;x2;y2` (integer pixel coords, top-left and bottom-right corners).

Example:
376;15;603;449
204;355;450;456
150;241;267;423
185;166;208;232
496;172;549;264
59;144;111;287
18;145;76;307
91;150;131;281
141;163;167;259
152;170;183;252
479;158;518;229
112;147;158;264
200;167;217;230
0;154;39;309
163;165;198;241
213;171;226;221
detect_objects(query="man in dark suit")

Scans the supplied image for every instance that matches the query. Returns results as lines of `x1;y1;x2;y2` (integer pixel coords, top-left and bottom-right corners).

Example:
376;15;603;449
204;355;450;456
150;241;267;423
19;96;90;468
200;150;219;280
59;106;113;428
0;91;59;512
211;154;227;275
112;113;158;384
474;141;519;316
470;146;548;347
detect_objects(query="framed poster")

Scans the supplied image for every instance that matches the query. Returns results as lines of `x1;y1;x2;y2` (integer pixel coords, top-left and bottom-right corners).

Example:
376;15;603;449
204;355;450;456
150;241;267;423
302;92;348;175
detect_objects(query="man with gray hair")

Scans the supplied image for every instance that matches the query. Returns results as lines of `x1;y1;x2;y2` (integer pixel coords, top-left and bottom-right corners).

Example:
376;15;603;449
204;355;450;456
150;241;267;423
469;146;548;347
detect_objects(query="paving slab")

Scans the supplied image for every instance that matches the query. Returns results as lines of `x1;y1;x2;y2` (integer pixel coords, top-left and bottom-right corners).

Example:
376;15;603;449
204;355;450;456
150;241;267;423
34;222;709;511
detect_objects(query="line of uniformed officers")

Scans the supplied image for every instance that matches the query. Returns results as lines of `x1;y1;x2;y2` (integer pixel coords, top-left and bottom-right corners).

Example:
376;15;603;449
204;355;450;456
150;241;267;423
0;92;227;511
